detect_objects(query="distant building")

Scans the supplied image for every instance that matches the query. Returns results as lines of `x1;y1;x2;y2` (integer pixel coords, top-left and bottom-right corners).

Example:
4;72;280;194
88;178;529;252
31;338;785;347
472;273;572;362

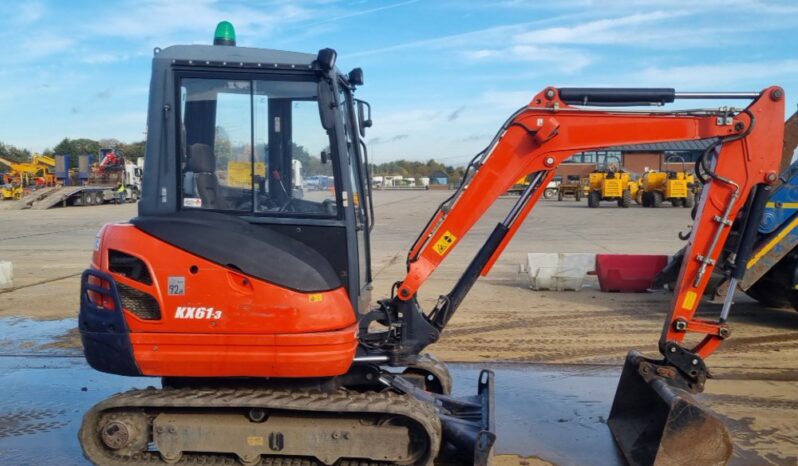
553;139;715;179
428;170;449;185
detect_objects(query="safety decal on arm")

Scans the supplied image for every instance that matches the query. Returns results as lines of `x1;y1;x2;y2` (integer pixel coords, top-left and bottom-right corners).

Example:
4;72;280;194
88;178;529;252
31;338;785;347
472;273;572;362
433;231;457;256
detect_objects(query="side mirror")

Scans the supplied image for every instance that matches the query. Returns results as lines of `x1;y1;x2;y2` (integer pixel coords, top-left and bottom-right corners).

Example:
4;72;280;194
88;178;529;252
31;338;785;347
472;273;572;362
355;99;372;137
317;80;336;130
321;149;329;164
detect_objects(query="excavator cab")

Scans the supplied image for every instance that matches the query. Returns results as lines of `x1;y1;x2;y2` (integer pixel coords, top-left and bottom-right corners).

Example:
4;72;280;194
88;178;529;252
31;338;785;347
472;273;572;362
81;26;375;387
134;44;373;314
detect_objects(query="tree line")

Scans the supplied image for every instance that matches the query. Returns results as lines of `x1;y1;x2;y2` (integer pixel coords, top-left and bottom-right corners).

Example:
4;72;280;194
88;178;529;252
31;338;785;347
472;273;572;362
371;159;465;183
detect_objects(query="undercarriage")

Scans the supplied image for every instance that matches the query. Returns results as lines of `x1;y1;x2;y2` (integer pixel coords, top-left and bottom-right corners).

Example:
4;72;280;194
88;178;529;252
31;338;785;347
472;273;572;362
80;366;494;466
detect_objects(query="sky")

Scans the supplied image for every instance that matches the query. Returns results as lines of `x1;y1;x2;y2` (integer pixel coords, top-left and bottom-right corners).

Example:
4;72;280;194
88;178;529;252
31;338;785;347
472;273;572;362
0;0;796;165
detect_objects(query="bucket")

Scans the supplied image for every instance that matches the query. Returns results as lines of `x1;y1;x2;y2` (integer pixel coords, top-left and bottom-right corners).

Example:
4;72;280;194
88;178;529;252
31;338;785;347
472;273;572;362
608;351;732;466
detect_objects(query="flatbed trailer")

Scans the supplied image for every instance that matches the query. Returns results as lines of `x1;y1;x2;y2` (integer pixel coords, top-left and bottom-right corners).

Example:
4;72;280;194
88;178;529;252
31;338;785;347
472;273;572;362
1;184;140;210
29;185;138;210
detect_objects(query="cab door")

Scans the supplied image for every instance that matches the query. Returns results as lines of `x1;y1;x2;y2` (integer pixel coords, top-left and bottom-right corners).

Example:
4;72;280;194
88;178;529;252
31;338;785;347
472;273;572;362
340;87;372;312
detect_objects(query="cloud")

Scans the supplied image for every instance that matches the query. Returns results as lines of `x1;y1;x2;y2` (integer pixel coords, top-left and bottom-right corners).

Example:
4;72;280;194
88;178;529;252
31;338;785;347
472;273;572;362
345;11;690;74
463;44;593;73
88;0;313;41
82;53;131;65
368;134;409;145
514;11;686;45
344;15;573;59
447;106;466;121
16;2;45;24
18;33;76;60
319;0;421;23
82;0;427;49
629;59;798;89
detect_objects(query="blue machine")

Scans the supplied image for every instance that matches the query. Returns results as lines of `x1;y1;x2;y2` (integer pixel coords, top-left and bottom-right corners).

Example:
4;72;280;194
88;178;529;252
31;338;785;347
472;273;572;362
759;161;798;234
736;114;798;309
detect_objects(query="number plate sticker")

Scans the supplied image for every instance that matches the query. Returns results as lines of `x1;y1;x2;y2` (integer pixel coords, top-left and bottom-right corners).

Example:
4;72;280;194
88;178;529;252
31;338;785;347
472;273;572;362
168;276;186;296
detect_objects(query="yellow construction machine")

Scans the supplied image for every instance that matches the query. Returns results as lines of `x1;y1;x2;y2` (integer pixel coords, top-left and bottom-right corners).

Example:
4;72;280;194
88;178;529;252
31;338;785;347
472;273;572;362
0;179;23;200
0;154;56;200
639;155;697;208
586;156;636;208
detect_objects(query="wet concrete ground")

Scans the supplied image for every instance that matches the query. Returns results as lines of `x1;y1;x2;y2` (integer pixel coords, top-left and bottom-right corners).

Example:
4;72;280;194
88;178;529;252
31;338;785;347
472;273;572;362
0;318;789;466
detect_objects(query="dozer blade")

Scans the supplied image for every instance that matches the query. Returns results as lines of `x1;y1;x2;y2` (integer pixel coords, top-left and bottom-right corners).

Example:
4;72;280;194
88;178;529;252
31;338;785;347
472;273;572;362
386;369;496;465
608;351;733;466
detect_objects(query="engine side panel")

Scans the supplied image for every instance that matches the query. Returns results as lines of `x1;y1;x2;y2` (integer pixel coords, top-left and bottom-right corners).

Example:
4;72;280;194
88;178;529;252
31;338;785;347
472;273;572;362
80;223;358;378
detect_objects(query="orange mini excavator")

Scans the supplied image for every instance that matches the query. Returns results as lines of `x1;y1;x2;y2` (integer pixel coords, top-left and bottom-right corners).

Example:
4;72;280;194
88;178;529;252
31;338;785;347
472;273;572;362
79;22;785;466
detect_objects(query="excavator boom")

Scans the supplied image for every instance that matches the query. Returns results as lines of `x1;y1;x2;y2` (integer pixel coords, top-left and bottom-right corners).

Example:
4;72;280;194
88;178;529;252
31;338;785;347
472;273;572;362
374;86;783;465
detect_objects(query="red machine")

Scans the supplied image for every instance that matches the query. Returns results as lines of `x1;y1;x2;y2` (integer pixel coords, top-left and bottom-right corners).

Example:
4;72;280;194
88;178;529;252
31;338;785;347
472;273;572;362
78;22;785;466
97;148;124;173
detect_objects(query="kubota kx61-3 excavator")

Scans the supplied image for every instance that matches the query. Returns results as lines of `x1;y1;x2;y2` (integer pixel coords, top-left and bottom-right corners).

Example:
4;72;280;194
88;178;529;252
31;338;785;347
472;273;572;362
78;22;785;466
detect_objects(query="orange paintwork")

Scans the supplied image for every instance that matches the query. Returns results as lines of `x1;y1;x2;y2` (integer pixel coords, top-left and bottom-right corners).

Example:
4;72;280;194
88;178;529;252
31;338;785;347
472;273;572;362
399;86;785;361
129;326;358;377
94;224;358;377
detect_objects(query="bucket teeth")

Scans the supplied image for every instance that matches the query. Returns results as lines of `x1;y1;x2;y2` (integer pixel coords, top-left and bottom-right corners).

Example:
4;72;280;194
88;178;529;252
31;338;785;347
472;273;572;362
608;351;732;466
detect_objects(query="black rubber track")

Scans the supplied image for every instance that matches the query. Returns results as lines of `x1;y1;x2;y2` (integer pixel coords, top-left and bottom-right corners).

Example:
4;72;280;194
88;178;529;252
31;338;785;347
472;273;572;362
80;387;442;466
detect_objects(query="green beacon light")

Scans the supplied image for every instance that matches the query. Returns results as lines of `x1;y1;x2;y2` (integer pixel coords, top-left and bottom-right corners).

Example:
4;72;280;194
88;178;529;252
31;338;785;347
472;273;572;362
213;21;236;46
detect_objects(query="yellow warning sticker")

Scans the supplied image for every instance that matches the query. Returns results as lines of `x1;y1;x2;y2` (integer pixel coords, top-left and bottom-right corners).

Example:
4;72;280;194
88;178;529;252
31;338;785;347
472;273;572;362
682;291;697;310
309;293;323;303
433;231;457;256
247;436;264;446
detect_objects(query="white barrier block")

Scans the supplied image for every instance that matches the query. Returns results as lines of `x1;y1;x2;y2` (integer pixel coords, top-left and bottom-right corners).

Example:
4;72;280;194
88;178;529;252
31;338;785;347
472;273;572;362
0;261;12;290
526;253;595;291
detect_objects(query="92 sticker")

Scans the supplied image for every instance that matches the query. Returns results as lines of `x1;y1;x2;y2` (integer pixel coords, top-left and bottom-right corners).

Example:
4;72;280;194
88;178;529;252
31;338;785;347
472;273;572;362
168;276;185;296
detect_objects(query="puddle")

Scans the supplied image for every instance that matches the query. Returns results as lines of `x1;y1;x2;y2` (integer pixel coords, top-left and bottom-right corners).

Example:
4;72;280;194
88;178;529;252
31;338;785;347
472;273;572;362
0;317;80;355
0;356;157;466
0;319;789;465
449;364;625;465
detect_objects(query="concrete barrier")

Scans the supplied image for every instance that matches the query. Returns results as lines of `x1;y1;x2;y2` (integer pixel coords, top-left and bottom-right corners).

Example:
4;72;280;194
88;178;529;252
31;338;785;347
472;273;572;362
524;253;595;291
0;261;12;290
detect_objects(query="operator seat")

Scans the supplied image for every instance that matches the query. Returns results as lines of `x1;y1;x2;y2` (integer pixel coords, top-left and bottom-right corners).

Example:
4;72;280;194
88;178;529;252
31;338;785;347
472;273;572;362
188;143;226;210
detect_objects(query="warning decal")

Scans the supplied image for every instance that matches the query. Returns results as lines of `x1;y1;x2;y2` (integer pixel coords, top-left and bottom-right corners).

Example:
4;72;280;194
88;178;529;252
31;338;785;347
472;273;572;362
433;231;457;256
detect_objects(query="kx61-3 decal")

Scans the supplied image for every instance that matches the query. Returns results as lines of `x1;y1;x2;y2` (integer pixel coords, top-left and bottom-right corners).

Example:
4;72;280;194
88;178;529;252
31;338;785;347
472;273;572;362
174;307;222;320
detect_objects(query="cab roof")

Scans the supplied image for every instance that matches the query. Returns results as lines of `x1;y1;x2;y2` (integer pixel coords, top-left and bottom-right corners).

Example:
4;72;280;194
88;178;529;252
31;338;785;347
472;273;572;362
154;44;318;69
